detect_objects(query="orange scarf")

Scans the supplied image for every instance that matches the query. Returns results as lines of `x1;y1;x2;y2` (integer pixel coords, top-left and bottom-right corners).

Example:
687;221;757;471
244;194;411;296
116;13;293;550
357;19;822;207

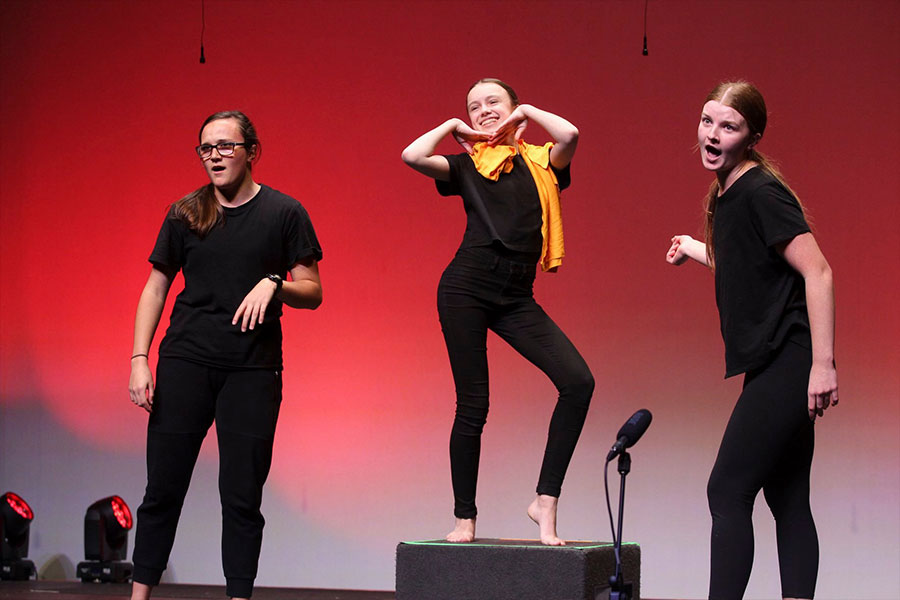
469;141;564;272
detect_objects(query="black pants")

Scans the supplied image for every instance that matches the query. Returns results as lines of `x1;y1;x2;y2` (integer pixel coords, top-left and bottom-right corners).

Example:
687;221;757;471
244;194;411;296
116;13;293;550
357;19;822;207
132;358;282;599
707;340;818;599
437;246;594;519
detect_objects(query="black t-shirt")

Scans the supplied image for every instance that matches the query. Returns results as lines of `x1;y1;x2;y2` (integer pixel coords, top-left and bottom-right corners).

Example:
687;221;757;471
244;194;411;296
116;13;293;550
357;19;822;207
436;152;571;255
150;184;322;370
713;167;811;377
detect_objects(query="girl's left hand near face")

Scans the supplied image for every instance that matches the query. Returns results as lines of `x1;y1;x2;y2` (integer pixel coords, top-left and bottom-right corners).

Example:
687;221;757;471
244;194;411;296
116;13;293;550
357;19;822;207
233;278;278;332
808;362;839;420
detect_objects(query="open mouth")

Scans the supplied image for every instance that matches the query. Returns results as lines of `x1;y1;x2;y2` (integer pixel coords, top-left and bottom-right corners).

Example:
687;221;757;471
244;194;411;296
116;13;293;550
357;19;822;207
705;145;722;157
212;166;226;172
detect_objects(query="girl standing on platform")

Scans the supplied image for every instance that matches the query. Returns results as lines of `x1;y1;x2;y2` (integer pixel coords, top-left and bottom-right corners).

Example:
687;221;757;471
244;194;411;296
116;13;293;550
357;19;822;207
402;79;594;546
127;110;323;600
666;81;838;599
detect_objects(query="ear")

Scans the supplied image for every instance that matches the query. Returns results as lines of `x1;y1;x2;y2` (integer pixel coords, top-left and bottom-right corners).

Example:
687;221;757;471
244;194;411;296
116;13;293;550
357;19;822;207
747;132;762;152
247;144;258;161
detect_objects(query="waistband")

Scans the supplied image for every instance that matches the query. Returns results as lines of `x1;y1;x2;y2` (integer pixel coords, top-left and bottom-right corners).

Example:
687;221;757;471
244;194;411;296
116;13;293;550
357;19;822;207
454;245;538;275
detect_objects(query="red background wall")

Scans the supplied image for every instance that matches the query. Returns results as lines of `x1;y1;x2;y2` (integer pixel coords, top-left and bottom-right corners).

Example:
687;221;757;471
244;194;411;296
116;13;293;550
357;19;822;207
1;1;897;597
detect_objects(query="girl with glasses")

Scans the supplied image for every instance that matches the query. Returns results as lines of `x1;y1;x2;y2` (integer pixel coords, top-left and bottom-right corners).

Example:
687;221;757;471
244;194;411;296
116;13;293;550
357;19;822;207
128;110;323;600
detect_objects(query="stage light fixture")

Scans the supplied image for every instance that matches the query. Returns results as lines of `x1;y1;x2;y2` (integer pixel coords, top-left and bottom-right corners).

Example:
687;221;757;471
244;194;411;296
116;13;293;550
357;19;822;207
76;495;134;583
1;491;37;580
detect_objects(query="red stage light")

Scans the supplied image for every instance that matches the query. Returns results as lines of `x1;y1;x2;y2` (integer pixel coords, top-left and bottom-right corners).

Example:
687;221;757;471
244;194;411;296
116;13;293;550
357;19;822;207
109;496;132;530
3;493;33;522
1;491;36;580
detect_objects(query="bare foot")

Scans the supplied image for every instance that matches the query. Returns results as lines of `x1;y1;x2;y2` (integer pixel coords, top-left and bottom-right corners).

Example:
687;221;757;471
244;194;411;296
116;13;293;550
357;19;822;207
528;494;565;546
446;517;476;542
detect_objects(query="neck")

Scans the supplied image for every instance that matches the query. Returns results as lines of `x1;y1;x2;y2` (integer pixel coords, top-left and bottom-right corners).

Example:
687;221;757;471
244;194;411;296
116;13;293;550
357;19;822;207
717;159;757;196
214;173;260;207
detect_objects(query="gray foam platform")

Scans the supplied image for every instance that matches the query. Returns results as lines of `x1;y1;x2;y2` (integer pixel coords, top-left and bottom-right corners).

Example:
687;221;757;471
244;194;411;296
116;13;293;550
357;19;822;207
396;538;640;600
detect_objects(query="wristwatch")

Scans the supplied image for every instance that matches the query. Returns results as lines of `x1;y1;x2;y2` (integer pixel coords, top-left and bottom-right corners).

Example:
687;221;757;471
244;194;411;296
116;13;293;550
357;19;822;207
266;274;283;292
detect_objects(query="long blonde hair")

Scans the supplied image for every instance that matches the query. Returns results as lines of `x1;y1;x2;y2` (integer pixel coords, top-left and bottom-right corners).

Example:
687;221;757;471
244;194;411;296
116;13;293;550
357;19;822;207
702;81;803;267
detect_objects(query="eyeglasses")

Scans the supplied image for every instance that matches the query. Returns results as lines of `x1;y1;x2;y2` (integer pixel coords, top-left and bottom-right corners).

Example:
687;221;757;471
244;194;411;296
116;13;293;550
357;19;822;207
195;142;250;159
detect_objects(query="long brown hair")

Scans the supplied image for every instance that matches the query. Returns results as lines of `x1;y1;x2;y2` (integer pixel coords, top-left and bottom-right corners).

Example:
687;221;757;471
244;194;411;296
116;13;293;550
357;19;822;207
172;110;261;238
701;81;803;267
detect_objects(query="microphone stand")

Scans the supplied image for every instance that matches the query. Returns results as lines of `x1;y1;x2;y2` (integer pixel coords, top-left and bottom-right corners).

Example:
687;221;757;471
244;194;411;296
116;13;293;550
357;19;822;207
609;451;633;600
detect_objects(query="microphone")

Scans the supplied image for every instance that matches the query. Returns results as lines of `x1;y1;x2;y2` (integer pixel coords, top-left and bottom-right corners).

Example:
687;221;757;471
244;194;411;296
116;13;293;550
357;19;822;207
606;409;652;461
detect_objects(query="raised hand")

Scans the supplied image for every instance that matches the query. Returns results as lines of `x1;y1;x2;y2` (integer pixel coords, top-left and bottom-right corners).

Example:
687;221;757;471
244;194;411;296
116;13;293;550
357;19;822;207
232;278;278;332
488;105;529;146
666;235;691;265
452;119;491;154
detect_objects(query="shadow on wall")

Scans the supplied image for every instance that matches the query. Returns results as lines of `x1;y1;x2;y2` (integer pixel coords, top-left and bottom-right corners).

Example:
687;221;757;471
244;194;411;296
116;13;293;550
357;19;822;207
0;401;183;582
0;401;396;589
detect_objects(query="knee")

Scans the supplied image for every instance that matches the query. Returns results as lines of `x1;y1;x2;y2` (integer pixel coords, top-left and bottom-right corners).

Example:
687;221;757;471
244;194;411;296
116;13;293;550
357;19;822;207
560;370;594;409
707;469;754;517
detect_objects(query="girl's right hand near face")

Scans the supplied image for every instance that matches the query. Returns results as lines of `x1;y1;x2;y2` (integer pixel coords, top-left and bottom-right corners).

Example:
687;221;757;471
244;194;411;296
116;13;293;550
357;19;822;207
129;359;154;413
451;119;490;154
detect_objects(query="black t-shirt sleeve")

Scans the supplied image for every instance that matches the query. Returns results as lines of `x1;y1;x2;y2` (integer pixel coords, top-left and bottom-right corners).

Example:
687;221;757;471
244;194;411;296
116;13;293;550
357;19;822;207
435;154;463;197
552;162;571;191
750;181;810;247
149;210;185;270
283;201;323;266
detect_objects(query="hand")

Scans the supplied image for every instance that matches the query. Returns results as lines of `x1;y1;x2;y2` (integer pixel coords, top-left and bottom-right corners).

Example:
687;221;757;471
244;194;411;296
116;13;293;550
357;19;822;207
808;362;839;420
233;278;278;332
488;104;529;146
666;235;693;265
129;358;154;413
451;119;491;154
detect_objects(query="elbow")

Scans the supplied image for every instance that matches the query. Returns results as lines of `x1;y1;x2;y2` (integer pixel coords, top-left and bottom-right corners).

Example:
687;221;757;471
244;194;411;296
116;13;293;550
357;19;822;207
308;291;323;310
560;126;579;147
821;262;833;288
306;286;323;310
400;146;418;167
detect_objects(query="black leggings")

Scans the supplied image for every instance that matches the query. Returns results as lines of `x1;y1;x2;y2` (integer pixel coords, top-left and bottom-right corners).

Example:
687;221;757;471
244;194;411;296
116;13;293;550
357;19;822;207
707;340;818;599
437;247;594;519
132;358;282;599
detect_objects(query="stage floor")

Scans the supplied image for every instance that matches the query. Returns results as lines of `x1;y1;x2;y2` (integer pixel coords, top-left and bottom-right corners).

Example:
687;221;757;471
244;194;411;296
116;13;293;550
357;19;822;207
0;581;395;600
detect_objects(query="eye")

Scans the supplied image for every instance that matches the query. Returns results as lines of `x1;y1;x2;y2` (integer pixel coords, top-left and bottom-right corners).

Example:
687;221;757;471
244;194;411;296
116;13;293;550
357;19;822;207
724;124;735;131
701;117;712;125
219;142;236;151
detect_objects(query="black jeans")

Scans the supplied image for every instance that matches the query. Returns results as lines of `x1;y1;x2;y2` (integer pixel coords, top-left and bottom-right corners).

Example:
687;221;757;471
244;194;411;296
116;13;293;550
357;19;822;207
437;246;594;519
707;340;818;599
132;357;282;599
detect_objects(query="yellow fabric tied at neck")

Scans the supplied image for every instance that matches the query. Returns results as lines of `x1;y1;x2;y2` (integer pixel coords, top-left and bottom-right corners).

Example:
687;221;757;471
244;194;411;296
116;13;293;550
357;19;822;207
469;141;565;272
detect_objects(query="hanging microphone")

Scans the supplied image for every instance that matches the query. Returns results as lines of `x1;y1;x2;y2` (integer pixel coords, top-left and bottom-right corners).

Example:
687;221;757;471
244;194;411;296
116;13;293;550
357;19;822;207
200;45;206;64
606;409;652;461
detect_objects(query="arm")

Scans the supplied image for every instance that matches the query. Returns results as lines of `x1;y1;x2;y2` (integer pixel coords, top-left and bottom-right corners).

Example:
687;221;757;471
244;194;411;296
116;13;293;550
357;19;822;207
401;118;490;181
489;104;579;169
128;265;177;412
666;235;710;267
232;256;323;332
778;232;838;420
